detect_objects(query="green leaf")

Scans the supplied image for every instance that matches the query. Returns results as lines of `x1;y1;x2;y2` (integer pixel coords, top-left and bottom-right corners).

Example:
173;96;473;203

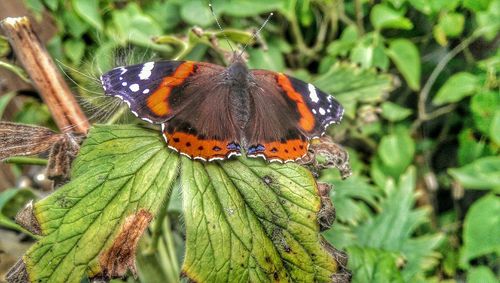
21;125;180;281
0;188;36;233
347;246;404;283
313;62;395;118
327;25;359;57
387;39;421;90
110;3;168;51
377;128;415;177
72;0;103;31
63;39;85;64
355;168;444;281
43;0;58;11
247;43;285;71
467;266;498;283
0;35;11;57
0;92;16;119
432;72;479;105
181;157;343;282
61;11;89;38
438;12;465;37
326;175;381;226
381;101;413;121
448;156;500;190
144;1;181;31
463;0;492;12
180;0;214;26
490;110;500;145
458;129;487;166
471;90;500;135
16;125;345;281
460;194;500;267
220;0;284;17
370;4;414;30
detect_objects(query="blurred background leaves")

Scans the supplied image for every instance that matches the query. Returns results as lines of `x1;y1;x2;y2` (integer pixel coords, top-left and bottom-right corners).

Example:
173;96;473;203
0;0;499;282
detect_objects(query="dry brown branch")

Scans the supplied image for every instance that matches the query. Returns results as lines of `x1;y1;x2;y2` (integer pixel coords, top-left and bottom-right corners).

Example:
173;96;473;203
0;16;89;134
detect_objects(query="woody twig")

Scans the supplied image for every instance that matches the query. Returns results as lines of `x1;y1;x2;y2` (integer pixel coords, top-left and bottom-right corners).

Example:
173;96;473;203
0;16;89;134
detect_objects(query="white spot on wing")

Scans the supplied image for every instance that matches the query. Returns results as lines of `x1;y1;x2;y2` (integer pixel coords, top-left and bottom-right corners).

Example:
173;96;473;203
119;67;127;75
122;82;127;86
143;89;150;94
139;62;155;80
312;109;317;114
319;107;326;115
308;83;319;103
129;83;140;92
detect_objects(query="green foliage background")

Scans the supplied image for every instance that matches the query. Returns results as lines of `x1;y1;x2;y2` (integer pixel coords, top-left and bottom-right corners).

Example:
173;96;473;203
1;0;499;282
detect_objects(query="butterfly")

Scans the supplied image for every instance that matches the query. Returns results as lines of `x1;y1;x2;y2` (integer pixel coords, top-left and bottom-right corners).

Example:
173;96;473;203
99;53;344;162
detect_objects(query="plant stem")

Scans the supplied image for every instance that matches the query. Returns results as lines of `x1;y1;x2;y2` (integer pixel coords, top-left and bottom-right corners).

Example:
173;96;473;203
412;28;487;132
0;60;31;83
4;156;48;165
354;0;365;35
0;17;89;134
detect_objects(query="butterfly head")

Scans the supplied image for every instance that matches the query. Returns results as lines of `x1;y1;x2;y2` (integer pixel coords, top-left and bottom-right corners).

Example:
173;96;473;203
227;54;249;84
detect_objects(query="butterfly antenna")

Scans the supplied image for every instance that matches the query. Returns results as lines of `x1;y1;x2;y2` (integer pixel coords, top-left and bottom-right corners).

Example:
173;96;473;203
238;12;274;58
209;3;234;52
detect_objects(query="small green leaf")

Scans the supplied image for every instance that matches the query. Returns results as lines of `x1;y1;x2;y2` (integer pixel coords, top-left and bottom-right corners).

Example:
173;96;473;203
387;39;421;90
247;44;285;71
490;110;500;145
448;156;500;190
43;0;59;11
220;0;284;17
355;168;444;281
467;266;498;283
471;90;500;135
377;128;415;177
0;188;36;233
63;39;85;64
0;35;10;57
62;11;89;38
432;72;479;105
181;156;342;282
458;129;487;166
381;101;413;121
0;92;16;119
72;0;103;31
180;0;214;26
347;246;404;283
463;0;492;12
460;194;500;267
314;62;396;117
438;12;465;37
370;4;414;30
111;3;168;51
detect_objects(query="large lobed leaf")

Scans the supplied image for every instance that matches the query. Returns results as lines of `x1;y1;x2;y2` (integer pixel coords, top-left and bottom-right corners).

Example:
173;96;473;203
181;157;346;282
11;125;347;282
18;125;180;282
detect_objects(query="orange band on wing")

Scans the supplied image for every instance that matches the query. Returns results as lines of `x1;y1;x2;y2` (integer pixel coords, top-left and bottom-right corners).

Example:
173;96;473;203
248;139;308;161
163;131;240;161
276;74;315;132
147;62;195;116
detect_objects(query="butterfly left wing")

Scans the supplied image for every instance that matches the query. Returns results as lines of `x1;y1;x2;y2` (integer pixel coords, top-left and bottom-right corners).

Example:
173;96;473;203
101;60;203;123
244;70;344;162
101;60;243;161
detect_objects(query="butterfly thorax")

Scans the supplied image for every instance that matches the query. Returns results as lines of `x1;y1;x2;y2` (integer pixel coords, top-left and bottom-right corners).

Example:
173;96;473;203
225;57;253;134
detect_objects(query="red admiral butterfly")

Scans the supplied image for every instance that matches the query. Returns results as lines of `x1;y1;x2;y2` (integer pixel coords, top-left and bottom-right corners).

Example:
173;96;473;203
99;11;343;163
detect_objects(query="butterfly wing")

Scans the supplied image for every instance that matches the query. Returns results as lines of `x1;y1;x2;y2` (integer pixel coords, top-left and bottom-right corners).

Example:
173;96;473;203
244;70;344;162
101;61;241;161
